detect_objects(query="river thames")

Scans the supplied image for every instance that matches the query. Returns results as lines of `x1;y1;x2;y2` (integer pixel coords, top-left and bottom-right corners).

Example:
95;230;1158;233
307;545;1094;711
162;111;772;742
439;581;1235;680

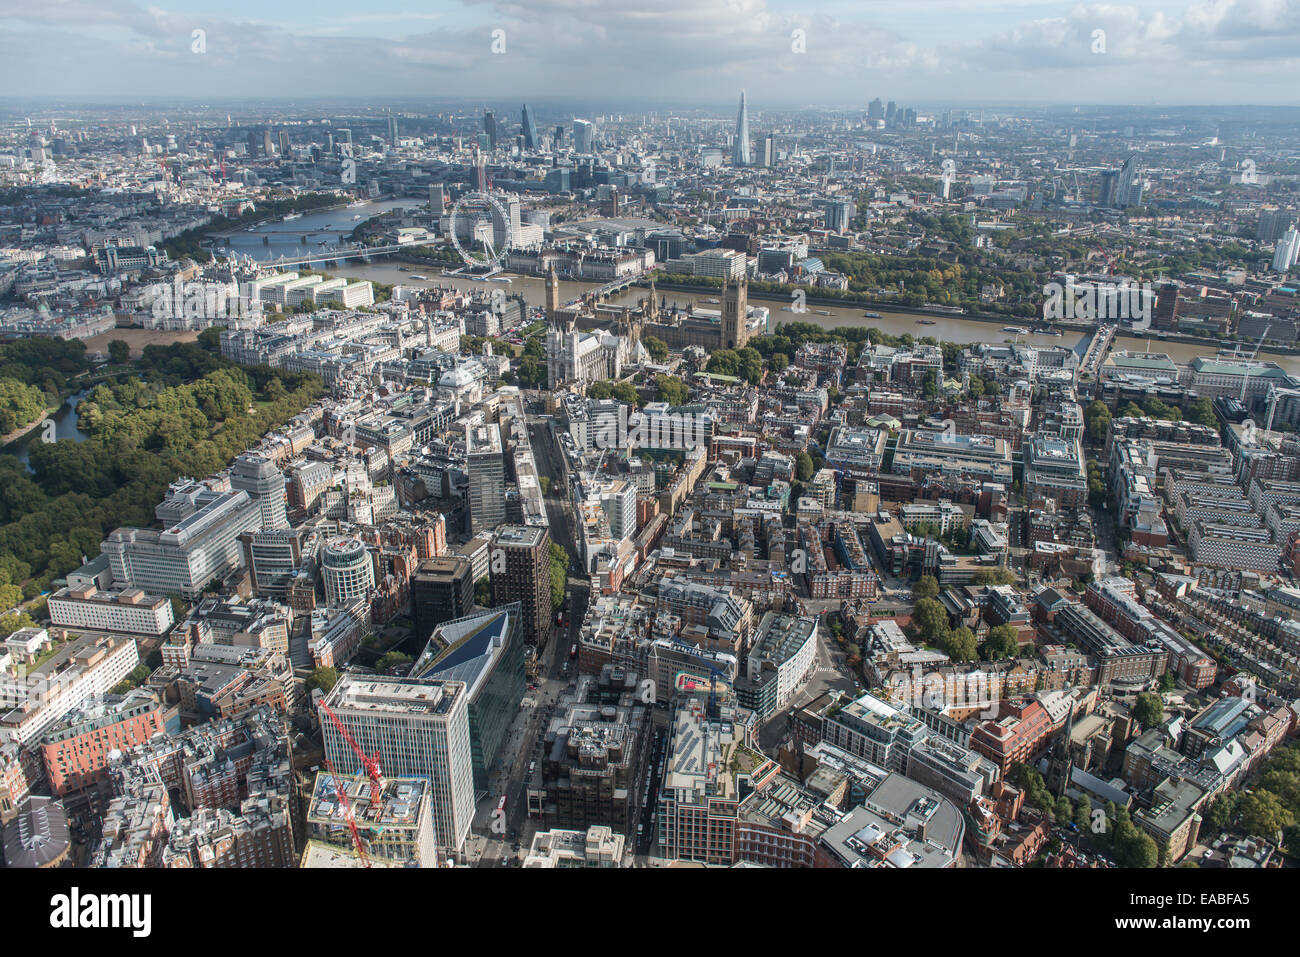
320;261;1300;377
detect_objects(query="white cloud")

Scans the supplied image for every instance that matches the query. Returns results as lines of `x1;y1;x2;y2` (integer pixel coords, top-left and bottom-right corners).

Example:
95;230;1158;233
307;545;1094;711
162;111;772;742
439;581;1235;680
1;0;1298;101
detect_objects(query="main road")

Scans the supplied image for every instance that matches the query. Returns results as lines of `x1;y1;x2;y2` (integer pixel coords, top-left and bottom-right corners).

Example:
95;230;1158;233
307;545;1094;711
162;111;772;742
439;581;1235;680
472;393;590;866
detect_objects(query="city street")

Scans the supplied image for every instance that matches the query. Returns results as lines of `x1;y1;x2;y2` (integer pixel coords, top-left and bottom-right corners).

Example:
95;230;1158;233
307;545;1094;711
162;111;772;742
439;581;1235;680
464;397;590;866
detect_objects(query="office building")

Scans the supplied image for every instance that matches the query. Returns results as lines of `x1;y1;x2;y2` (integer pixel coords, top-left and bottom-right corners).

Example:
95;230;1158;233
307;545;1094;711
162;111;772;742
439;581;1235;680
320;676;476;855
521;103;539;150
524;825;627;867
572;118;594;153
818;773;964;868
411;605;526;793
820;692;929;772
238;529;303;598
47;584;174;637
530;667;651;838
467;423;506;533
411;556;475;637
103;481;262;598
490;525;552;645
732;90;752;166
229;453;289;531
733;612;818;720
891;430;1015;485
657;699;769;864
1022;434;1088;509
321;537;375;606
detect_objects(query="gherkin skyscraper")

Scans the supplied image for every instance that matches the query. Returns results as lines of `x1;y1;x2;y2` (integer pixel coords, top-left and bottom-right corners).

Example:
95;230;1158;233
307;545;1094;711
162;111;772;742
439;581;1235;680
732;89;751;166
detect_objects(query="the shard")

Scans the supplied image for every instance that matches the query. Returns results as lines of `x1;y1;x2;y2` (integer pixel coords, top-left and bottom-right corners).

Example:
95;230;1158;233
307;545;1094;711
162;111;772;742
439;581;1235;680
732;89;751;166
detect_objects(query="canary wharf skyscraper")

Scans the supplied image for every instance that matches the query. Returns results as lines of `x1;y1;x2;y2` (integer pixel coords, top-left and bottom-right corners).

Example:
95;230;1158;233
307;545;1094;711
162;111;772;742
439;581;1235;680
732;90;752;166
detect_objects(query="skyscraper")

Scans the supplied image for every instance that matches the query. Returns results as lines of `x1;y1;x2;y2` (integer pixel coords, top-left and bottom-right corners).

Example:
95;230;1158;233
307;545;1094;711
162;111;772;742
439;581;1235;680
821;199;856;233
230;453;288;530
1115;154;1139;207
1098;169;1119;207
483;110;497;149
521;103;539;150
1273;226;1300;273
413;605;526;792
760;135;774;168
490;525;552;645
732;90;752;167
1257;207;1295;244
320;676;476;856
467;423;506;533
386;110;397;148
572;118;594;153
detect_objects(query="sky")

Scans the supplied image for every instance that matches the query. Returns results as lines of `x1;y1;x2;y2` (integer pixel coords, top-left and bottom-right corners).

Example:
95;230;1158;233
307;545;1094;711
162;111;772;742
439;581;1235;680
1;0;1299;106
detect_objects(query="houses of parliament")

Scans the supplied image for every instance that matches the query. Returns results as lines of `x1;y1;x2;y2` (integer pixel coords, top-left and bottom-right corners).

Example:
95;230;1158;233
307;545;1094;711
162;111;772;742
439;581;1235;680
543;264;758;389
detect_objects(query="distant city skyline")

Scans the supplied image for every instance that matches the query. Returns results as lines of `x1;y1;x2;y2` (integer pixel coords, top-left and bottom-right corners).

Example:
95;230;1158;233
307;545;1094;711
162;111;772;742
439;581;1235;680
2;0;1300;105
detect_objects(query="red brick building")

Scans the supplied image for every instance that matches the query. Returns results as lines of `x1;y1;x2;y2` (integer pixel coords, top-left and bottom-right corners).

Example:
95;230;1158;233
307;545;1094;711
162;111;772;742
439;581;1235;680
40;691;165;797
969;698;1054;775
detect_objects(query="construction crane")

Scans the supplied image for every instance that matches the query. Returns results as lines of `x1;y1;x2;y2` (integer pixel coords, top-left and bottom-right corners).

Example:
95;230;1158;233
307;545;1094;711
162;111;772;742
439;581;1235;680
320;754;370;867
320;701;385;806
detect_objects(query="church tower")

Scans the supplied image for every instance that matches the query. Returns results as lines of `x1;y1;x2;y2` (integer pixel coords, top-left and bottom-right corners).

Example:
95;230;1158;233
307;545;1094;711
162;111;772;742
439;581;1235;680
721;276;748;349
